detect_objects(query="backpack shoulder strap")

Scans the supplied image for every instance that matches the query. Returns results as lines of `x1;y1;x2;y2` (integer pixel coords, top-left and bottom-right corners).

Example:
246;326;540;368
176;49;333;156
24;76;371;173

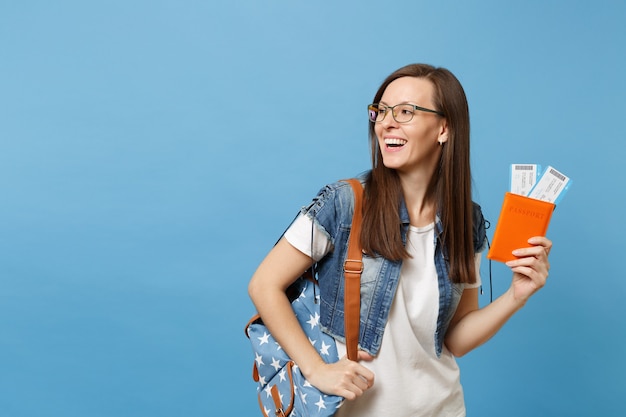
341;178;364;361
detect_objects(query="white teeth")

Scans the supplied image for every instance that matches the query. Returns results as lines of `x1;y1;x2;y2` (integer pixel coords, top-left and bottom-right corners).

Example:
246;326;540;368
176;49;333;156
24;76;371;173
385;138;407;146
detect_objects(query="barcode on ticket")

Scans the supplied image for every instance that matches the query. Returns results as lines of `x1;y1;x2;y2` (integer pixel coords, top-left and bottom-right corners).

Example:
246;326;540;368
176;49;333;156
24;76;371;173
510;164;541;196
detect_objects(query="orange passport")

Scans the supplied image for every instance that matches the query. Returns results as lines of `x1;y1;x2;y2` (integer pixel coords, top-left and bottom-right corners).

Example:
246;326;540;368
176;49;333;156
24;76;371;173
487;192;555;263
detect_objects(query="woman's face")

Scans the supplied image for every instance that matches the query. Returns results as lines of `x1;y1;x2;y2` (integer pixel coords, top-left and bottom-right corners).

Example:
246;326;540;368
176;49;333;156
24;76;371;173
374;76;448;178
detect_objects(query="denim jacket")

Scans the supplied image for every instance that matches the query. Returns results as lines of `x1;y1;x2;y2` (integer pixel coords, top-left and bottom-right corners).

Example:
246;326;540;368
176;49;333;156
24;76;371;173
300;172;487;357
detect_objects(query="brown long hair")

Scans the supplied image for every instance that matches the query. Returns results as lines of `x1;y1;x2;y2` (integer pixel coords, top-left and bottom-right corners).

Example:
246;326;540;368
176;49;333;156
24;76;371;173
361;63;476;284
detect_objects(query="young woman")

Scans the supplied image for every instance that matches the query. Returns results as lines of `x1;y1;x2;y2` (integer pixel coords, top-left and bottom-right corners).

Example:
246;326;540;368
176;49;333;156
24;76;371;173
248;63;552;416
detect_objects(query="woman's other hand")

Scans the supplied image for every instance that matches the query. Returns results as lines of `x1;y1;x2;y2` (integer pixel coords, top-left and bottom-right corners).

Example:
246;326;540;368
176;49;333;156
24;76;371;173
505;236;553;304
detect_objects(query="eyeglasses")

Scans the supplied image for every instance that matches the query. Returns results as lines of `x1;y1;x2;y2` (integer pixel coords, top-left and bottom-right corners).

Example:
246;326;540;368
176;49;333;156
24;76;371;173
368;103;445;123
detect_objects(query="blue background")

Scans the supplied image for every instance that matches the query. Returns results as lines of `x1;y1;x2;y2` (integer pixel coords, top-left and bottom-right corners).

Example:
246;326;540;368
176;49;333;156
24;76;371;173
1;1;625;416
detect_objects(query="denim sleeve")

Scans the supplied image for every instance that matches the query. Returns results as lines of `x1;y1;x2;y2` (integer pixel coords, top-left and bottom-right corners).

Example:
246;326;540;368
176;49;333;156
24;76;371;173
299;181;353;251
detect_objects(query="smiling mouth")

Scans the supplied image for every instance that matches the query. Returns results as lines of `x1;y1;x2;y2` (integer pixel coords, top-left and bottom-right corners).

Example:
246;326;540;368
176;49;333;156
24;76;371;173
385;138;407;148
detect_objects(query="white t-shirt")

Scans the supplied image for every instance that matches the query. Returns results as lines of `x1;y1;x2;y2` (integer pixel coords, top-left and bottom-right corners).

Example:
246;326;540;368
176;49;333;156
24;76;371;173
284;215;481;417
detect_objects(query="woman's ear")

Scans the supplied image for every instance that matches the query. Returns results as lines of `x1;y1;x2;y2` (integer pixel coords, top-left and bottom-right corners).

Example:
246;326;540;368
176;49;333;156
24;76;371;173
437;121;449;145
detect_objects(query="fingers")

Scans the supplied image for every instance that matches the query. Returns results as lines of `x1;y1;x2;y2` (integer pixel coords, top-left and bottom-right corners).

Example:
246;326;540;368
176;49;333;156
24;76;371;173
505;237;552;300
357;350;375;362
308;355;375;400
346;355;375;387
511;236;552;258
527;236;553;255
506;247;550;277
338;355;375;400
508;236;552;273
507;262;548;286
336;352;376;400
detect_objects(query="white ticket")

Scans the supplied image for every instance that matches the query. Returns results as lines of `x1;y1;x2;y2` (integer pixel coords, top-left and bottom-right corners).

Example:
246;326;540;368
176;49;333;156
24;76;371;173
527;166;571;204
510;164;541;196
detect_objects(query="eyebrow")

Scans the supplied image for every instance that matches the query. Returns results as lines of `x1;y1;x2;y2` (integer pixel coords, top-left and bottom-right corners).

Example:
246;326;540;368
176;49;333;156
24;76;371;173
379;100;418;106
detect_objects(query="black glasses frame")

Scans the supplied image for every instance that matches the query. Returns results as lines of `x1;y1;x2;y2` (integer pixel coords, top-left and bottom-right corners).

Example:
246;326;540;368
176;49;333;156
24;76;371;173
368;103;445;123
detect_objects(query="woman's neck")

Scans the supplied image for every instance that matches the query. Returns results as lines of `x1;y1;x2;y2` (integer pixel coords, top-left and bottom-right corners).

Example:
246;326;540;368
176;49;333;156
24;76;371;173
399;172;437;227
